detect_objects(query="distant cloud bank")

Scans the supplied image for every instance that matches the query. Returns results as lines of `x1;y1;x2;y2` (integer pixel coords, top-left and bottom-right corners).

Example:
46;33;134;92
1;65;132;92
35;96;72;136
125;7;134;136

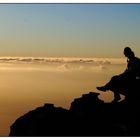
0;57;126;72
0;57;125;64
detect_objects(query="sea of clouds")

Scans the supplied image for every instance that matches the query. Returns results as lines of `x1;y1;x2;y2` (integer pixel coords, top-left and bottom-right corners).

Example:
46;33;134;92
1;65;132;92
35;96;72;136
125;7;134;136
0;57;126;72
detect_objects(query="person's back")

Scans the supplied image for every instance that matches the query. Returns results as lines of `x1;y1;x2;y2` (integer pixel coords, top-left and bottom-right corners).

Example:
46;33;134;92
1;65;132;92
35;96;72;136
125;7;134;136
134;57;140;78
125;56;140;77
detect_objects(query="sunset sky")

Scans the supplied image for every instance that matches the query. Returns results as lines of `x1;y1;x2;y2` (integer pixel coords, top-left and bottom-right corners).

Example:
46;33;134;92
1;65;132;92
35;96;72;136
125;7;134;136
0;3;140;136
0;4;140;57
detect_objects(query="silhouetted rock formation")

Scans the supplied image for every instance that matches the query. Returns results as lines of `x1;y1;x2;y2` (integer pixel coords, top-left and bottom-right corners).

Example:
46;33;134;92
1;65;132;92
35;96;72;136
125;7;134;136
9;80;140;136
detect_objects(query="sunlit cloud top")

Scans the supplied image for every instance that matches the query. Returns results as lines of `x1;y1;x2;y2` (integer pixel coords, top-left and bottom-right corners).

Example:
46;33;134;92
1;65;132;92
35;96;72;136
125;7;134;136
0;57;126;72
0;57;125;64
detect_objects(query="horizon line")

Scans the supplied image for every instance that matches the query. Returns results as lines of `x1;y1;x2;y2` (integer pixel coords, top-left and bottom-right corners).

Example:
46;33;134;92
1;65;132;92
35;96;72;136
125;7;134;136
0;56;125;59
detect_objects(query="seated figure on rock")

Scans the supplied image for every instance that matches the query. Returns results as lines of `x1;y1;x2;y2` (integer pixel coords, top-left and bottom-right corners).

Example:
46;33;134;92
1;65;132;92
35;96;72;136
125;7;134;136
97;47;140;102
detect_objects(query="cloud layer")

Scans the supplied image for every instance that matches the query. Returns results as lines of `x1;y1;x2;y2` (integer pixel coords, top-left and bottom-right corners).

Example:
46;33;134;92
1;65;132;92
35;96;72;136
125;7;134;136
0;57;126;72
0;57;125;64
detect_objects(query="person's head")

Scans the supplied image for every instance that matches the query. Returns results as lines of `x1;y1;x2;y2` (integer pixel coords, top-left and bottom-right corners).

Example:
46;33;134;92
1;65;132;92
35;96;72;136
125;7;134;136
124;47;135;59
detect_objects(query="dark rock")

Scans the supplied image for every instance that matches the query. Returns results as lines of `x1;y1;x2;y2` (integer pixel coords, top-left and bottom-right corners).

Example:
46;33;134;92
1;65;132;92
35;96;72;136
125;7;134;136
9;79;140;136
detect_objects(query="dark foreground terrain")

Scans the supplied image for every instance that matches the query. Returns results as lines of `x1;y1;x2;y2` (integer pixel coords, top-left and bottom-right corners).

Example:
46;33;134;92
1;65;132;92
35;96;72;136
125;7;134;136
9;79;140;136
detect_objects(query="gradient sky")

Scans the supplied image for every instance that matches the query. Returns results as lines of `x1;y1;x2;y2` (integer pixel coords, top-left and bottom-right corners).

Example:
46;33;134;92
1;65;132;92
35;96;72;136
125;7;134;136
0;4;140;57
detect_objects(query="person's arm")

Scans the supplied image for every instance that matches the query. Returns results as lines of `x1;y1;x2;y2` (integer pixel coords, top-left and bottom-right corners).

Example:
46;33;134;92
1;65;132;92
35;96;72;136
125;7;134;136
122;60;129;73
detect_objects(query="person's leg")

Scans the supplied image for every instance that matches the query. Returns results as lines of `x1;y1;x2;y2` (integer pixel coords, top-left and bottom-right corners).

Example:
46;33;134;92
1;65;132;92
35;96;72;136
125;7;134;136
97;75;122;102
97;75;119;92
112;90;121;102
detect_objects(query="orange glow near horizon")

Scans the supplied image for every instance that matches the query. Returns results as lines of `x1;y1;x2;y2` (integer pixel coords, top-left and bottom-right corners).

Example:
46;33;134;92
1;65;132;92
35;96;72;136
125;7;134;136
0;57;126;136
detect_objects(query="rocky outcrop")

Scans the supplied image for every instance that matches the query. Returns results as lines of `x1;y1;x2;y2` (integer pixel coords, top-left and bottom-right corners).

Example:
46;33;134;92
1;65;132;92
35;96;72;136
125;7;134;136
9;79;140;136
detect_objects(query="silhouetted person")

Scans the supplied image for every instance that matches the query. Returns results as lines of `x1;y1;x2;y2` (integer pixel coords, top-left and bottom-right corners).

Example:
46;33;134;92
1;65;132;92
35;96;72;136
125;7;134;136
97;47;140;102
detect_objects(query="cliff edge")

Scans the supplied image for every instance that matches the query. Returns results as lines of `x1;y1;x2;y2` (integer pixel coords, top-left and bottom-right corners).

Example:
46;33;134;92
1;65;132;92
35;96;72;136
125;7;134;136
9;80;140;136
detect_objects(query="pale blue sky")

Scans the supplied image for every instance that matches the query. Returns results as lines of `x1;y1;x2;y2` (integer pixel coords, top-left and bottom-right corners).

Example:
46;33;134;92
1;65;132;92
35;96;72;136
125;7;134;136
0;4;140;57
